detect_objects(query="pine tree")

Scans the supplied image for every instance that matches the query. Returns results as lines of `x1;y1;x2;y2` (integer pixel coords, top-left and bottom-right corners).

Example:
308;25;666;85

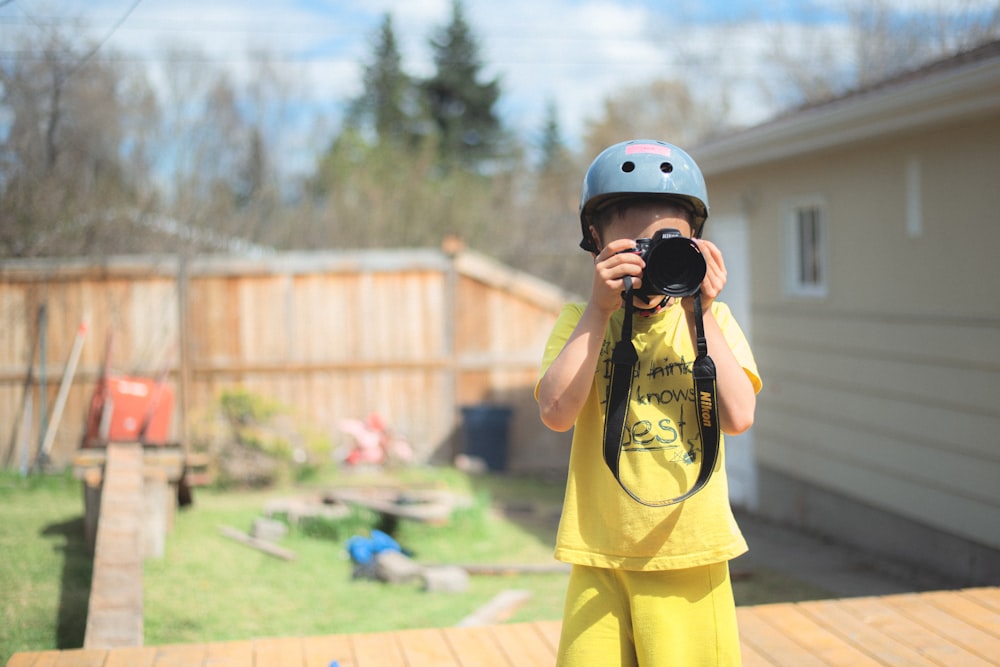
347;13;417;146
422;0;503;169
538;99;567;173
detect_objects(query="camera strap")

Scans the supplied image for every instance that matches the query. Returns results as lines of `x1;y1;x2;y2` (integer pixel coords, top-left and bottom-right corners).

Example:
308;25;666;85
602;279;720;507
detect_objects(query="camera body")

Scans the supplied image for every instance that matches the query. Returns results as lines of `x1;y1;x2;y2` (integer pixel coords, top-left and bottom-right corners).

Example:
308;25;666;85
629;228;706;298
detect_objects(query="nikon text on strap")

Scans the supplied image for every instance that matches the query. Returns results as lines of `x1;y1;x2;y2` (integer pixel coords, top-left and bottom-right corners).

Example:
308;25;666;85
602;279;721;507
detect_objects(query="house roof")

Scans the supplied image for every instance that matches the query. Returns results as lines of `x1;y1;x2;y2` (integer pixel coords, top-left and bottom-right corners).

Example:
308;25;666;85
693;39;1000;175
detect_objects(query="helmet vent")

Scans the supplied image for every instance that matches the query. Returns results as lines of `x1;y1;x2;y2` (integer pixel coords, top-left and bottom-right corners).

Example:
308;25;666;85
621;161;636;173
660;162;673;173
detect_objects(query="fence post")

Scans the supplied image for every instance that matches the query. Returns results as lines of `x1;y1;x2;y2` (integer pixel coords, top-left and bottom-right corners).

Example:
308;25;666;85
444;242;461;461
176;255;191;456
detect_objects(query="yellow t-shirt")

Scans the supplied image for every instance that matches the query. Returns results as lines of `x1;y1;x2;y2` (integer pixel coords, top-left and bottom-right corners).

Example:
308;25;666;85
537;300;762;571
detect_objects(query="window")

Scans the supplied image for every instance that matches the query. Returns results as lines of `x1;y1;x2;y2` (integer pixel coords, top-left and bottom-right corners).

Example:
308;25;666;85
785;198;828;297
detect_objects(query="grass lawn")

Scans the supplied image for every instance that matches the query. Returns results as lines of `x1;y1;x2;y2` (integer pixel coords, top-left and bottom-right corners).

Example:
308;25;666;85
142;467;569;645
1;471;94;657
1;465;831;661
1;466;569;659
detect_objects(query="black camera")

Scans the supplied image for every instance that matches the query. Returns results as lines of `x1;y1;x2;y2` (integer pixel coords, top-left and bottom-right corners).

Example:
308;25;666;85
630;228;706;298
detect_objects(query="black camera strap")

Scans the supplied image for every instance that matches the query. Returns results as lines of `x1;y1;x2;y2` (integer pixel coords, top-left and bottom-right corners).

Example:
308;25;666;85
602;279;721;507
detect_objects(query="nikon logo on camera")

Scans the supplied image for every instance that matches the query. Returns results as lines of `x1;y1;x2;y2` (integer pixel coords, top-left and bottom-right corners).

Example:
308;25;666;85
699;391;714;428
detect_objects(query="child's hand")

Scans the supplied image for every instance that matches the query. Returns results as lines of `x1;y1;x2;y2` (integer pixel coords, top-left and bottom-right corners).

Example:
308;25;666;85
683;239;727;313
590;239;645;315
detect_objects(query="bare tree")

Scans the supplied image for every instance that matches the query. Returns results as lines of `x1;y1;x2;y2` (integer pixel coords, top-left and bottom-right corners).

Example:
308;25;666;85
581;78;724;160
0;26;158;257
764;0;1000;107
151;45;291;251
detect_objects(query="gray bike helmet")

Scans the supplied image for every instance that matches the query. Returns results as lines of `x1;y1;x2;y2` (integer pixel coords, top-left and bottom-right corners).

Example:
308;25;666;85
579;139;709;252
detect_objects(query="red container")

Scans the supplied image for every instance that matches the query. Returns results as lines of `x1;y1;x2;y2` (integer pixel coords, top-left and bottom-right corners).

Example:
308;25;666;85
85;375;174;446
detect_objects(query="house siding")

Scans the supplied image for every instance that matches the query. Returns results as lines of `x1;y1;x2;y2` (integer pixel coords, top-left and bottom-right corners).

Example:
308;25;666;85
699;75;1000;579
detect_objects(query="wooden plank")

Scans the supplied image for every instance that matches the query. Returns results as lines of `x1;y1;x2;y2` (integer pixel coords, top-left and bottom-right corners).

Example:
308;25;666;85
735;607;827;667
835;595;996;667
2;655;35;667
533;620;561;654
253;636;304;667
350;631;406;667
395;628;461;667
442;626;511;667
922;589;1000;638
150;644;208;667
753;602;882;666
962;586;1000;613
31;650;106;667
301;633;356;667
483;623;555;665
8;590;1000;667
9;653;59;667
738;639;776;667
44;651;104;667
84;442;144;649
458;564;571;576
796;598;940;667
887;591;1000;664
457;590;532;627
3;654;38;667
326;487;459;524
201;640;256;666
218;525;297;561
103;646;157;667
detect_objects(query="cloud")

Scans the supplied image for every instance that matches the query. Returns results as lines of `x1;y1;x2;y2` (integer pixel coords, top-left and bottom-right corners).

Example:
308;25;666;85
818;0;998;12
5;0;983;176
3;0;818;143
465;1;668;144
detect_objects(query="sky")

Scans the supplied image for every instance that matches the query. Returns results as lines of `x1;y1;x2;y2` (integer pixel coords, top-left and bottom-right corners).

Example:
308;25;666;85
2;0;993;177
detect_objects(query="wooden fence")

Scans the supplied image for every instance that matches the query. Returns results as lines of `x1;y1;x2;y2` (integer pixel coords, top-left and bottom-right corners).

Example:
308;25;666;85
0;249;575;475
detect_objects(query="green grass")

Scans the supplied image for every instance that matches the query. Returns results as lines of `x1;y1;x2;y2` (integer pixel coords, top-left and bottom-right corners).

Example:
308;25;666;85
0;471;93;656
0;466;570;659
1;465;832;661
142;469;569;645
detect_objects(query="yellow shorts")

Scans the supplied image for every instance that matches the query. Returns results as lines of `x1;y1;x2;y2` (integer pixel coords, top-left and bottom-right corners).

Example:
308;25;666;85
557;561;741;667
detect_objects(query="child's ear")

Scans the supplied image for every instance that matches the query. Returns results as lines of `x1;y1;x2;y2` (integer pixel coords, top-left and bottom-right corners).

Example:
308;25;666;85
588;225;602;252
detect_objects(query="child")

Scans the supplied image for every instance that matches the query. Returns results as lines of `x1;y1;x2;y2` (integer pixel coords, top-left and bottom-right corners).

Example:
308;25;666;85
536;139;762;666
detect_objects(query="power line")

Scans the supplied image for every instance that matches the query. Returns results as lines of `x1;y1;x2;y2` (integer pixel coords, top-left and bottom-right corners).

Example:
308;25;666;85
3;0;146;76
66;0;144;76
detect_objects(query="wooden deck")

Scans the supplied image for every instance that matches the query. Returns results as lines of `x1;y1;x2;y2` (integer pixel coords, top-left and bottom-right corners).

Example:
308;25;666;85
7;586;999;666
737;587;1000;667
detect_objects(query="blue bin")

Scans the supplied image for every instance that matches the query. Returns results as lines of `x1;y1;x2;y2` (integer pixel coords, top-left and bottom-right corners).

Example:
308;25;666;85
460;405;513;472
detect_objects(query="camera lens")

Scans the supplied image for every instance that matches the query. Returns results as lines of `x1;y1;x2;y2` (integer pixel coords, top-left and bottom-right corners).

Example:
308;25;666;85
643;237;706;297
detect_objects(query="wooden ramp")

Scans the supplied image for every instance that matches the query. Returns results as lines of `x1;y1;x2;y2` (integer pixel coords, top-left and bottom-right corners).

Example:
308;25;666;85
7;587;999;666
82;443;145;649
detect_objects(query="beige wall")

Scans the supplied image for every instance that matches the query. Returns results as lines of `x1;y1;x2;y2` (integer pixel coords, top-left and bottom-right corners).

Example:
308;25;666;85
704;111;1000;550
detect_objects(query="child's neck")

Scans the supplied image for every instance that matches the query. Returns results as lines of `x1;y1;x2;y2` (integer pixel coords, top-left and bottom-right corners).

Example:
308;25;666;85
633;296;672;317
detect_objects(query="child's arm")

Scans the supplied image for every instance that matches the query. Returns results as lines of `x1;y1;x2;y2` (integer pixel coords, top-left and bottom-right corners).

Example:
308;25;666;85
686;239;757;435
537;239;644;432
